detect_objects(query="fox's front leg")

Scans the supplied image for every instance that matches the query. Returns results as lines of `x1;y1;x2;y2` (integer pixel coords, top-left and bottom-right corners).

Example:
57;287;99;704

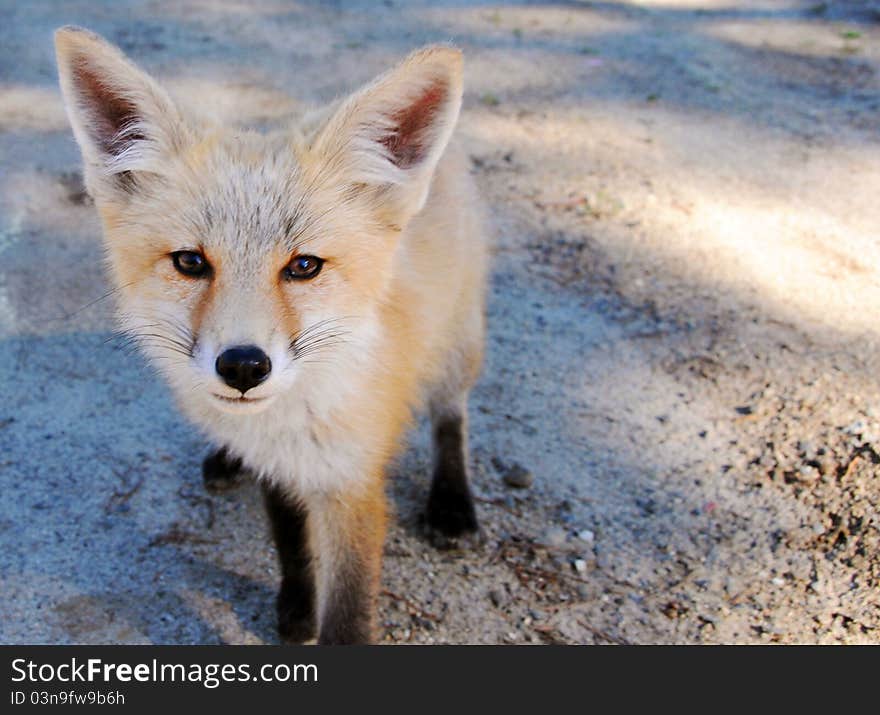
263;484;316;643
307;479;387;645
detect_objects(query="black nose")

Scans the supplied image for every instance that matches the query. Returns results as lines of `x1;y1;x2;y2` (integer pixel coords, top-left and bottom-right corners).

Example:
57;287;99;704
215;345;272;393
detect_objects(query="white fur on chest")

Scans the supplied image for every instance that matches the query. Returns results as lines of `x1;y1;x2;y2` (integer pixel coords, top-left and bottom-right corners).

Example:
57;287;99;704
215;397;369;495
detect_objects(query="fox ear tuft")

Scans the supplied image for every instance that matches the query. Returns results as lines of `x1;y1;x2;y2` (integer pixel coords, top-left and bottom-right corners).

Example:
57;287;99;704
310;46;464;222
54;26;187;192
66;55;145;158
380;80;451;170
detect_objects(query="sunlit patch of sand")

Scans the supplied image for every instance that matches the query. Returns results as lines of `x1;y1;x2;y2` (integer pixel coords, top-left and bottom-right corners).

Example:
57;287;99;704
168;79;299;126
467;106;880;339
706;19;880;62
0;85;67;132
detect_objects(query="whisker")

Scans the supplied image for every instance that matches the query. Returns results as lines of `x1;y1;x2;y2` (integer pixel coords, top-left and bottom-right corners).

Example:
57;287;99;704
47;279;140;323
288;316;357;361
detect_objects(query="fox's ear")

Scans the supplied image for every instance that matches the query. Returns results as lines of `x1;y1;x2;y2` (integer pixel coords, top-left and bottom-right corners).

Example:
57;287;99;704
54;26;188;194
308;46;464;224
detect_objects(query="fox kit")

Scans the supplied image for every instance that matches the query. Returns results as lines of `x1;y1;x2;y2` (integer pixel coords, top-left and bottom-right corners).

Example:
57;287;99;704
55;27;488;644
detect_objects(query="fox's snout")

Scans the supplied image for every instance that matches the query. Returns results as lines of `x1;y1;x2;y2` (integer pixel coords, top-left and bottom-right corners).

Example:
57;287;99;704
215;345;272;394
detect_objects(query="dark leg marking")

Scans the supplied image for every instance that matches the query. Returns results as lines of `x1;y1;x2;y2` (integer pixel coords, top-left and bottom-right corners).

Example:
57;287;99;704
424;414;480;549
202;447;245;493
318;561;373;645
262;484;316;643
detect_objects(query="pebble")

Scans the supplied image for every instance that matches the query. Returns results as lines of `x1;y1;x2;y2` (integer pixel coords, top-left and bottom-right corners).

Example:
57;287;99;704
502;462;534;489
573;558;588;574
541;527;568;548
577;529;595;543
844;420;865;435
798;464;821;481
797;440;817;459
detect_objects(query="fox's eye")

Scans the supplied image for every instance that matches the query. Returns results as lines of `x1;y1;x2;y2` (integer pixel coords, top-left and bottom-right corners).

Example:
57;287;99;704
283;255;324;280
172;250;210;278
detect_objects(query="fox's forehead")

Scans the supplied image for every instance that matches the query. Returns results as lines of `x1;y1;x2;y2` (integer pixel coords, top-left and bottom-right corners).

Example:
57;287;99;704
172;130;315;256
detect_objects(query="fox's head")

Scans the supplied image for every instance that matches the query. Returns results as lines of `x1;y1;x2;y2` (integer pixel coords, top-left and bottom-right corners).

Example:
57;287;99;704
55;27;462;416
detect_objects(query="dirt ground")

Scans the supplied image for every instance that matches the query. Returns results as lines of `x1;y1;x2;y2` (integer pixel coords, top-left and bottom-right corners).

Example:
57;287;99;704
1;0;878;644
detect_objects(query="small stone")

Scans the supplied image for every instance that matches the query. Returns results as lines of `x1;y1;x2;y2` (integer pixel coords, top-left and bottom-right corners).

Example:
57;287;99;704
573;558;588;573
798;440;817;459
489;589;505;608
816;455;834;475
577;529;595;543
540;527;568;548
798;464;820;481
502;463;534;489
844;420;865;436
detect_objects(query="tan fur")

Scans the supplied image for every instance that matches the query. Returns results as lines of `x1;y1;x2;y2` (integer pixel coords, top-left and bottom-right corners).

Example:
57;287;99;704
55;26;488;643
306;470;388;638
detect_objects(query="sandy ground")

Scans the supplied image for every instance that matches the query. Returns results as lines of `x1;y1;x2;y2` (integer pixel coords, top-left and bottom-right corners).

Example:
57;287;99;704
1;0;879;644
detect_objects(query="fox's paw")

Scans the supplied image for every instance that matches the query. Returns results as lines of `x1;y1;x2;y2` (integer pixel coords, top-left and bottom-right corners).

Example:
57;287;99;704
277;585;316;644
278;611;316;644
422;487;483;551
202;447;245;493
